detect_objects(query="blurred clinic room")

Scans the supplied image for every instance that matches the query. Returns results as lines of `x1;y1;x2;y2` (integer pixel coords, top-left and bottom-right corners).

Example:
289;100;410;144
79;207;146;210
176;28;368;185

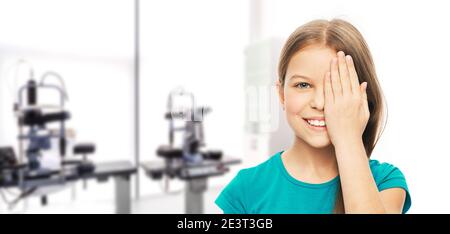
0;0;449;214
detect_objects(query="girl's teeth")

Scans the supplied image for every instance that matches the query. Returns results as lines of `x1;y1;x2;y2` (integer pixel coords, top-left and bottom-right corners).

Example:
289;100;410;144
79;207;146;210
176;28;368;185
307;119;326;127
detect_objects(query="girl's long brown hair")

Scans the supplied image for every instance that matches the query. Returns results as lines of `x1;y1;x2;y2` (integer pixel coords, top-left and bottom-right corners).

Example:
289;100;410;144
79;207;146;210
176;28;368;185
278;19;387;213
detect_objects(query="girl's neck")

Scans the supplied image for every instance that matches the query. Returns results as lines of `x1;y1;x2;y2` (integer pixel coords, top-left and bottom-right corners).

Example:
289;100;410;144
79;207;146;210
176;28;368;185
282;136;339;183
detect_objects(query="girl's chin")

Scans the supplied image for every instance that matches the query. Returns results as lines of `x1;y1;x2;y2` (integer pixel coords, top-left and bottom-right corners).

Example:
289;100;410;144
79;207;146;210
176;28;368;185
308;142;331;149
303;137;332;148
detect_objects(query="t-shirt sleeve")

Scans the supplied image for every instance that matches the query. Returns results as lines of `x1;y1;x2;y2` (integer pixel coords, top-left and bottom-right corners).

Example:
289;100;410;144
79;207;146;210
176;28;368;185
215;169;248;214
371;161;412;214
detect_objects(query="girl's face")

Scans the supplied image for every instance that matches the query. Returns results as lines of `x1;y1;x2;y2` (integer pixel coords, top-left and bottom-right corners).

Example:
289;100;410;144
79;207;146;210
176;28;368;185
279;45;336;148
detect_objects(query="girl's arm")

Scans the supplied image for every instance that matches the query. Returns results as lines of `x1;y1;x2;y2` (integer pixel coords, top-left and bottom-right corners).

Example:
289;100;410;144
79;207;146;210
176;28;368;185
334;138;405;213
324;51;406;214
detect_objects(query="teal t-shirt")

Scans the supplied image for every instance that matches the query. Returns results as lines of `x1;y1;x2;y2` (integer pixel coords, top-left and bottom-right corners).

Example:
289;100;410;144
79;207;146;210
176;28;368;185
215;151;411;214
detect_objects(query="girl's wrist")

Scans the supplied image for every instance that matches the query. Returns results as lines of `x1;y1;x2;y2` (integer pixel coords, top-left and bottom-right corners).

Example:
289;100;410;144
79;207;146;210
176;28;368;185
333;137;366;159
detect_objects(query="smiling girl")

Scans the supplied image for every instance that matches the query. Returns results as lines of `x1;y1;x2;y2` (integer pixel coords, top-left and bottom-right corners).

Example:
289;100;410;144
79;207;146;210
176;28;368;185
215;19;411;214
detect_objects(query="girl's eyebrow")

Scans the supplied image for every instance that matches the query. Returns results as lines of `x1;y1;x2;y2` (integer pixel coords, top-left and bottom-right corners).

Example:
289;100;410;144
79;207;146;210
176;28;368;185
290;74;312;80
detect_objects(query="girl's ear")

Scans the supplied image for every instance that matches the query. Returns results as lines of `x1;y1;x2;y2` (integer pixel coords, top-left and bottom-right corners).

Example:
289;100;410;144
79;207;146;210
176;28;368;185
276;80;286;111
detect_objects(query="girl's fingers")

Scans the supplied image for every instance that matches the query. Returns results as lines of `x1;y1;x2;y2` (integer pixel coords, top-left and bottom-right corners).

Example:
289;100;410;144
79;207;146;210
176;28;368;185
346;55;360;95
337;51;351;95
330;57;342;97
361;82;368;100
361;82;369;113
324;71;334;104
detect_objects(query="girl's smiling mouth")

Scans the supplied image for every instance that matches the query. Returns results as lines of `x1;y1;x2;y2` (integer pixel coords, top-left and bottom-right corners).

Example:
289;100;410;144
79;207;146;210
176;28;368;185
302;117;327;130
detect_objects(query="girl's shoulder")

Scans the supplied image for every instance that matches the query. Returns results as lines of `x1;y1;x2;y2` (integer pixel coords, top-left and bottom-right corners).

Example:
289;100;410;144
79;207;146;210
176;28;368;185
368;158;411;213
237;151;282;179
368;158;406;182
227;151;282;190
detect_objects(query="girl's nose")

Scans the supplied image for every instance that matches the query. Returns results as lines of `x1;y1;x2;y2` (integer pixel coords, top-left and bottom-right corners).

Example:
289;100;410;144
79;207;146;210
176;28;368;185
310;88;325;111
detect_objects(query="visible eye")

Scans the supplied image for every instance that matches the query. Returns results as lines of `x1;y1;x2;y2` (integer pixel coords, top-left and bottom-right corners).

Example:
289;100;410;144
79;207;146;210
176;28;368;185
295;82;311;89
